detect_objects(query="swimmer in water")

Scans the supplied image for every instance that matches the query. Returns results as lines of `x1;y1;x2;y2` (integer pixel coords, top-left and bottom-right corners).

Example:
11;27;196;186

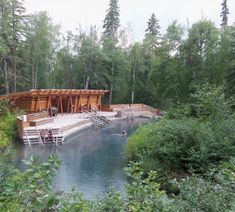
122;130;127;136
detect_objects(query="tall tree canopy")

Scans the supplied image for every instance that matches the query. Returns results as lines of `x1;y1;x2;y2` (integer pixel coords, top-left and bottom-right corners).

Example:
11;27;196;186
145;13;160;37
0;0;234;108
102;0;120;41
0;0;26;94
220;0;229;27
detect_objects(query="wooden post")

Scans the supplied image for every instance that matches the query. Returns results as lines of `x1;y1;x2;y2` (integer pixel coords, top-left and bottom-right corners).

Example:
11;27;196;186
97;94;101;110
66;96;70;113
35;91;41;112
47;91;52;111
87;94;91;110
67;91;73;113
74;96;78;113
59;91;63;115
78;95;81;112
56;96;60;112
70;94;74;113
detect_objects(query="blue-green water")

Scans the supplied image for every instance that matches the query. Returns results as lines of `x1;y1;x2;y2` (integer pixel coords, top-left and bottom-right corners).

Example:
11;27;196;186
14;118;148;199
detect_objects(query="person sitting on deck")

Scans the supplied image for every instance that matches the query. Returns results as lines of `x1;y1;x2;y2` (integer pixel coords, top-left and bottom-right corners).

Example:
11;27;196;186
48;129;53;140
39;129;46;142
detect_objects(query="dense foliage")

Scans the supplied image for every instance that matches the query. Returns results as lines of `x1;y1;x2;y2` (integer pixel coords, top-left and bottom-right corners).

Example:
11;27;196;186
0;99;17;148
126;84;235;210
0;0;234;106
0;0;235;211
0;151;234;211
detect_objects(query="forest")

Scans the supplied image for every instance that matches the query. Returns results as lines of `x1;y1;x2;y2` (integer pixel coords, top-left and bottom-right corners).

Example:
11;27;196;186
0;0;235;211
0;0;234;106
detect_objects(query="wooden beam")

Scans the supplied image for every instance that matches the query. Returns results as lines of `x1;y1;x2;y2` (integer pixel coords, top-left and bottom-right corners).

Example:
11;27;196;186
47;90;52;111
87;94;91;110
78;95;81;112
74;96;78;113
59;91;63;115
97;95;101;110
35;91;41;112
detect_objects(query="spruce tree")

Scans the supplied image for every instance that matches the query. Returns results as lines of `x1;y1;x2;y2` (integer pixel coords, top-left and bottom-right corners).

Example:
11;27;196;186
220;0;229;27
10;0;26;92
103;0;120;41
0;0;11;94
0;0;26;93
145;13;160;37
102;0;120;104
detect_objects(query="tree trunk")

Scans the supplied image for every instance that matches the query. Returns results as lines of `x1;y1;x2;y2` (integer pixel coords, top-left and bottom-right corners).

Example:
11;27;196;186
13;58;17;92
3;59;9;94
31;63;34;89
131;67;136;104
35;65;38;89
85;75;90;90
83;61;87;89
109;60;115;104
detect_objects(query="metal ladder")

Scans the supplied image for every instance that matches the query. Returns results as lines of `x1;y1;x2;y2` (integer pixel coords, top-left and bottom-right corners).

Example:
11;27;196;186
24;130;32;148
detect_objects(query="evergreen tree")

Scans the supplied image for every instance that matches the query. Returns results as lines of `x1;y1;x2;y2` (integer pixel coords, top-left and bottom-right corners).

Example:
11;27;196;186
102;0;120;41
0;0;11;94
102;0;121;104
9;0;26;92
225;26;235;95
0;0;26;93
220;0;229;27
144;13;161;55
145;13;160;37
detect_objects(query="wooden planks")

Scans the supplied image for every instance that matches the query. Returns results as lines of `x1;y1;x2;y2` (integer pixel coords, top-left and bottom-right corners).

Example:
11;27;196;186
0;89;109;114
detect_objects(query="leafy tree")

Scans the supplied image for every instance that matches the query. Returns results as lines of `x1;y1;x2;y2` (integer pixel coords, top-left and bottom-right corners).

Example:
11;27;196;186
129;42;144;103
25;12;59;89
102;39;130;103
77;27;104;89
220;0;229;27
182;20;220;84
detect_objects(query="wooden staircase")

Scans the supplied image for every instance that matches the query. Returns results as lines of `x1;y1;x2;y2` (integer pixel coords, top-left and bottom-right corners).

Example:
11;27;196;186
23;128;63;146
90;114;112;127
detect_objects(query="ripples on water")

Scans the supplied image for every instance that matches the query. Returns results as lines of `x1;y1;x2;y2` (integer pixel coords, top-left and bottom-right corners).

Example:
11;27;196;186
14;118;148;199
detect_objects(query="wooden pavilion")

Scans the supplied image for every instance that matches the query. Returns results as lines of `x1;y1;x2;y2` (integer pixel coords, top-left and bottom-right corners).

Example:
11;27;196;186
0;89;109;114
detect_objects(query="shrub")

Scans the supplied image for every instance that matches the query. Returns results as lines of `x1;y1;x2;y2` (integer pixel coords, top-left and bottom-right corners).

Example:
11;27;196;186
171;159;235;212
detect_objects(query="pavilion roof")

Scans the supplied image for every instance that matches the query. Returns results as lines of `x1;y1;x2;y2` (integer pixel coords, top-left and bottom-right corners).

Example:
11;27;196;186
0;89;109;100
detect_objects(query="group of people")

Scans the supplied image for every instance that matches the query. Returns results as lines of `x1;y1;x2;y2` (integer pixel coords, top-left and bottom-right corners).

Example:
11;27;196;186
39;129;53;141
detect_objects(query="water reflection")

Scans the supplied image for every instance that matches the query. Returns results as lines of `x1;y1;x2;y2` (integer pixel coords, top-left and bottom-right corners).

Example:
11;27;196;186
14;118;148;199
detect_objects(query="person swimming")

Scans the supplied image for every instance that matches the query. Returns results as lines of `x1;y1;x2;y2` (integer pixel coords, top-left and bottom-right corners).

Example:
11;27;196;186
122;130;127;136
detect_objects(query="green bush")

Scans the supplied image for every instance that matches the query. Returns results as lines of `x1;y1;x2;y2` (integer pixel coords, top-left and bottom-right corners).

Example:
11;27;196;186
0;99;18;148
127;117;235;176
0;154;61;211
127;85;235;175
171;159;235;212
0;113;17;148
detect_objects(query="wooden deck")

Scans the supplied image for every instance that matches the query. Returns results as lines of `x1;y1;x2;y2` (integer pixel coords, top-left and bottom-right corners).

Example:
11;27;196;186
16;104;164;146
